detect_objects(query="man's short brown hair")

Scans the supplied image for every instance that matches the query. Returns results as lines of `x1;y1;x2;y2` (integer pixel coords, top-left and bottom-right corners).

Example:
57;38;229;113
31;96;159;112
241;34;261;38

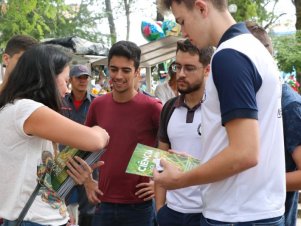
176;39;214;66
245;21;273;55
4;35;38;56
159;0;228;12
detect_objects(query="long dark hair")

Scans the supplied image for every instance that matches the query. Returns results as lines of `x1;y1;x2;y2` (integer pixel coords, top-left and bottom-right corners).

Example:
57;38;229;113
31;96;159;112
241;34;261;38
0;44;71;112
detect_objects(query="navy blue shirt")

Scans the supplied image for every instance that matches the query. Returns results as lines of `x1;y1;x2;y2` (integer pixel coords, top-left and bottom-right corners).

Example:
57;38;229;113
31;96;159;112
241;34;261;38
61;92;95;124
282;83;301;226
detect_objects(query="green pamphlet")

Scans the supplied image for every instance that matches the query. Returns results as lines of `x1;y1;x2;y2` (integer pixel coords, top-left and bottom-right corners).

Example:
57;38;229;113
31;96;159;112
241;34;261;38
42;146;105;198
126;143;200;177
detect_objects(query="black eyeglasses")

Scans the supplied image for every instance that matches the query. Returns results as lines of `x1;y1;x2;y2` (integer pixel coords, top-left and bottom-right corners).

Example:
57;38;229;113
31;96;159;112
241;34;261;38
171;64;204;75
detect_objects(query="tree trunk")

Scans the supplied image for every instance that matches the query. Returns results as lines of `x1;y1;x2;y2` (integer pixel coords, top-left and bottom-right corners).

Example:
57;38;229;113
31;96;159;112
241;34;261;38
124;0;130;41
105;0;116;44
292;0;301;29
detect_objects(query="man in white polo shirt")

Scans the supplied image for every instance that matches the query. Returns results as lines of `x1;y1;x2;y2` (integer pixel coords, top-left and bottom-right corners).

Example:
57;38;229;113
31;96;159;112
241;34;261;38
155;40;214;226
154;0;285;225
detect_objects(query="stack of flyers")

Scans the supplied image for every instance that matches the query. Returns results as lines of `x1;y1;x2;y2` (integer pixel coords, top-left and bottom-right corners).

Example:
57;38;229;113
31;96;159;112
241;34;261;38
43;146;106;199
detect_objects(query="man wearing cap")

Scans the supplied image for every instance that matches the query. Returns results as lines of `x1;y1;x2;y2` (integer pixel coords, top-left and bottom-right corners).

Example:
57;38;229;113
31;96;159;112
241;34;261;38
60;64;97;226
62;64;95;124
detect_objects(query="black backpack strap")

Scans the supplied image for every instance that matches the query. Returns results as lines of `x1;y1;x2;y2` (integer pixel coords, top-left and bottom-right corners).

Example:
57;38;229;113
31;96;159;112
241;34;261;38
13;183;41;226
158;96;179;146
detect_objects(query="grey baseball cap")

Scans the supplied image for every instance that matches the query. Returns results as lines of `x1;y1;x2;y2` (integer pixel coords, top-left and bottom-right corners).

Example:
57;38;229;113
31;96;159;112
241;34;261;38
70;65;91;77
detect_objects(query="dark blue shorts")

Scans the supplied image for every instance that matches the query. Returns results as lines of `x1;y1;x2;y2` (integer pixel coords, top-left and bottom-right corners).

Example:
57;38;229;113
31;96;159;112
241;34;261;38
157;204;201;226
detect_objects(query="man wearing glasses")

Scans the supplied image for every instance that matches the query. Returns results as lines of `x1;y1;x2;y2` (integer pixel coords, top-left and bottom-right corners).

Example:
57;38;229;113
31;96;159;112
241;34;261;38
155;40;214;226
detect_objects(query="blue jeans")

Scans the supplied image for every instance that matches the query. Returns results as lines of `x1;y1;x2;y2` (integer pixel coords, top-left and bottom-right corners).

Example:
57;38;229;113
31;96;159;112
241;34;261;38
157;205;201;226
152;200;158;226
284;191;298;226
3;220;45;226
92;201;154;226
200;214;284;226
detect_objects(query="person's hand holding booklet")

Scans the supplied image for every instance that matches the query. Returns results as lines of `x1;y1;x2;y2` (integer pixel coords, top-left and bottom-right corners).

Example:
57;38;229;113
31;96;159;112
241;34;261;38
126;143;200;177
42;146;106;199
65;155;102;185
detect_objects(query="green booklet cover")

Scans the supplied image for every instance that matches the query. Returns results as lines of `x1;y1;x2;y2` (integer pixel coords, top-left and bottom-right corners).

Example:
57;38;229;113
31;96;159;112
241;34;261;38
126;143;200;177
43;146;105;198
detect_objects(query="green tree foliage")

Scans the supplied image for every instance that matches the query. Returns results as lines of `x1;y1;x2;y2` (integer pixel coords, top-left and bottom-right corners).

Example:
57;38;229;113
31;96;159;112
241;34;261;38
49;0;107;43
228;0;258;22
273;31;301;87
0;0;107;50
271;1;301;89
229;0;301;87
0;0;56;48
228;0;283;29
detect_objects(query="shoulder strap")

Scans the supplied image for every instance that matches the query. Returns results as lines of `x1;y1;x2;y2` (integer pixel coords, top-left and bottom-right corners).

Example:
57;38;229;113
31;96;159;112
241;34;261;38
14;183;41;226
159;96;178;146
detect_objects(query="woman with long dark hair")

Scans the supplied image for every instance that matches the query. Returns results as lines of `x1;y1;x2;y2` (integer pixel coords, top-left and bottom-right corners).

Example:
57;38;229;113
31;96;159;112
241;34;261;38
0;44;109;226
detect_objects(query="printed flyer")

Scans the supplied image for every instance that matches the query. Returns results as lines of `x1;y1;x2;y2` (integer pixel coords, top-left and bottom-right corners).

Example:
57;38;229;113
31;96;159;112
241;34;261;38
126;143;200;177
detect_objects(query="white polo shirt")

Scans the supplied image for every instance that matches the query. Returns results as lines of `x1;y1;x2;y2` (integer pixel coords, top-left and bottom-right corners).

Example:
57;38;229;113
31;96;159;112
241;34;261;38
200;23;285;222
159;96;203;213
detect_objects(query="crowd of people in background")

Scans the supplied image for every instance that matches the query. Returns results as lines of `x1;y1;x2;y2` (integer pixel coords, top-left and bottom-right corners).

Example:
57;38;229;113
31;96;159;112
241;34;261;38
1;0;301;226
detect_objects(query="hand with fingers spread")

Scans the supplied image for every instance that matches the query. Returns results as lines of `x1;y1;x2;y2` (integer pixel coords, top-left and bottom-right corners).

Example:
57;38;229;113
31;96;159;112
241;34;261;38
84;161;104;205
84;177;103;205
66;157;104;204
135;180;155;201
153;159;184;190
